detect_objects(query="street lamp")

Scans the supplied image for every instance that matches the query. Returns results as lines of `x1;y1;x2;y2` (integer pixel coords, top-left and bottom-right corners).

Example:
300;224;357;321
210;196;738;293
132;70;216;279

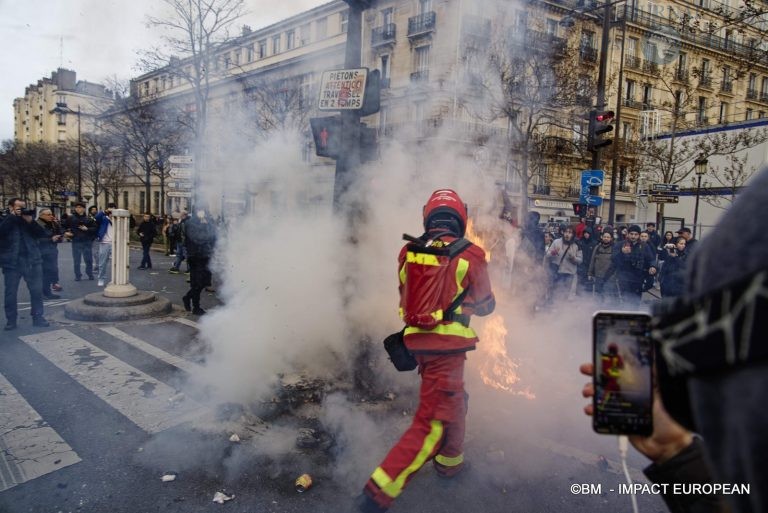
52;104;82;202
693;155;708;238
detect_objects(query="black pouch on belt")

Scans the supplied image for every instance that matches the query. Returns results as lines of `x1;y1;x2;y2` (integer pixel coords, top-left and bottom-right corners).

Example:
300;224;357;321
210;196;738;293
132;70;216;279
383;328;417;372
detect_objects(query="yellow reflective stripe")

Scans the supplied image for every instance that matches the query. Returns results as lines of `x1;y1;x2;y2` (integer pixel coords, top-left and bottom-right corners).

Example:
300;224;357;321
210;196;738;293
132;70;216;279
405;322;477;339
406;251;442;266
370;420;445;499
435;453;464;467
453;257;469;314
399;263;406;285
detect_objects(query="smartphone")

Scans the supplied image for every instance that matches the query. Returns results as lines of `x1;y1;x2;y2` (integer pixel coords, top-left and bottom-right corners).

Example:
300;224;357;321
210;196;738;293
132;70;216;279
592;311;653;436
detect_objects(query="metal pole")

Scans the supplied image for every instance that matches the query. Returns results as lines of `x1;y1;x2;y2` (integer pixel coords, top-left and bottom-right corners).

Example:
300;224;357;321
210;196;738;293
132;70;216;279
77;106;82;202
693;174;702;239
333;1;365;214
591;0;613;171
607;4;627;225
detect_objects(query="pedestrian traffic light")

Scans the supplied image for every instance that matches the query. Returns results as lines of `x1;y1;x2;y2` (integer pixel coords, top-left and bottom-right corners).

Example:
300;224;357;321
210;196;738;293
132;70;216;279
587;110;615;152
573;203;588;216
310;116;342;159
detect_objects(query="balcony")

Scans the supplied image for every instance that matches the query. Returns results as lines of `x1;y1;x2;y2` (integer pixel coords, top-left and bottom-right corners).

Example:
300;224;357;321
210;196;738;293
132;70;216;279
761;92;768;103
747;88;757;99
697;116;710;126
532;184;551;195
410;70;430;83
699;75;713;88
408;12;436;37
675;68;689;83
721;81;733;93
623;98;643;110
642;60;658;74
641;102;655;111
618;185;632;193
579;46;598;63
566;186;581;198
625;55;641;70
371;24;396;47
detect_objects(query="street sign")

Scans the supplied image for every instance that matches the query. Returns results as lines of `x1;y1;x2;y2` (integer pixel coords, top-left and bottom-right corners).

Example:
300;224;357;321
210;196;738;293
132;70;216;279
168;155;193;164
648;194;679;203
167;191;192;198
168;180;193;190
579;169;604;206
651;183;680;193
169;168;192;180
318;68;368;110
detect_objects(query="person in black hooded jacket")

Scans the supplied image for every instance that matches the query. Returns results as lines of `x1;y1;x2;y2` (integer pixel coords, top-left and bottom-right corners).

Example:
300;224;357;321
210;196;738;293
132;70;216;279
577;227;598;295
181;209;217;315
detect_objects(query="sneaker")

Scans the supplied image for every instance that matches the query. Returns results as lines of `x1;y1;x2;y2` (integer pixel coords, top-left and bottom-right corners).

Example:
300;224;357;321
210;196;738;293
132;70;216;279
192;307;207;316
97;280;105;287
184;271;190;275
51;283;63;291
168;268;180;274
43;293;61;300
137;266;146;270
4;322;17;331
182;295;191;312
32;317;50;328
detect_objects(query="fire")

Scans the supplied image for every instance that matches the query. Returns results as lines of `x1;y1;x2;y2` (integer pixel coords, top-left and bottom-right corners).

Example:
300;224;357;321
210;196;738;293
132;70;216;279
465;218;491;262
475;314;536;399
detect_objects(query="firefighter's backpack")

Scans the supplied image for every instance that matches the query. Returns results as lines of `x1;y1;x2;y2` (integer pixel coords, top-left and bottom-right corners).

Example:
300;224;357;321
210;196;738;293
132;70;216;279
400;232;472;330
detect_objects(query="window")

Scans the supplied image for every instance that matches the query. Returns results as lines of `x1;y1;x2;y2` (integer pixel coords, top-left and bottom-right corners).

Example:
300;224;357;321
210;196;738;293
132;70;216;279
760;111;766;119
316;18;328;39
580;30;594;49
300;23;311;45
414;45;430;73
232;49;240;66
698;96;707;122
419;0;433;14
57;112;66;125
674;90;683;114
247;44;254;62
143;82;149;96
340;12;348;33
619;166;628;189
139;191;146;214
546;19;558;35
642;84;653;108
622;122;633;140
719;102;729;123
746;108;754;120
286;30;295;50
677;52;687;73
701;59;710;79
153;191;160;214
378;105;389;133
762;77;768;95
272;35;281;54
123;191;129;210
258;39;267;58
748;73;757;92
722;66;731;88
57;94;66;105
626;37;638;57
382;7;394;25
625;78;636;100
161;76;167;90
381;54;391;84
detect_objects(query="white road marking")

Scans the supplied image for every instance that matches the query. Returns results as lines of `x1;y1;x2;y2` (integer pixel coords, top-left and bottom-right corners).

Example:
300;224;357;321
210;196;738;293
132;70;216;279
17;299;72;311
0;373;81;492
99;326;203;374
172;317;199;329
20;330;203;434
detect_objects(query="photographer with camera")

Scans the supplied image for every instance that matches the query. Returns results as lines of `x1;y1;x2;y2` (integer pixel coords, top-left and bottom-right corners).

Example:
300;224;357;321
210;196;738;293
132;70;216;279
65;201;96;281
658;237;688;298
36;209;64;300
0;198;50;330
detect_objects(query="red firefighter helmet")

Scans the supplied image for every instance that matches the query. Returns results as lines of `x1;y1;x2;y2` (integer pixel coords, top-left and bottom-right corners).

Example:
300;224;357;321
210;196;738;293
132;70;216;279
423;189;468;237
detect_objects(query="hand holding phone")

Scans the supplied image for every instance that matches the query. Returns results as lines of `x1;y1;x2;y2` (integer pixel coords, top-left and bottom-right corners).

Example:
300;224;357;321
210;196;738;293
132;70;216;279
592;311;653;436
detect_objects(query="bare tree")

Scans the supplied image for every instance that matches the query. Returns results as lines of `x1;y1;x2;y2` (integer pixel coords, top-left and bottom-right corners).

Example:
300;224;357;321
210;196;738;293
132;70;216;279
239;74;313;139
81;133;118;209
141;0;247;195
701;152;760;209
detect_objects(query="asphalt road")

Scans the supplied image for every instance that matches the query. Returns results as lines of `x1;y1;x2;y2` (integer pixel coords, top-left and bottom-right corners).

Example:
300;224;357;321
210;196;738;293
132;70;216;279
0;245;669;513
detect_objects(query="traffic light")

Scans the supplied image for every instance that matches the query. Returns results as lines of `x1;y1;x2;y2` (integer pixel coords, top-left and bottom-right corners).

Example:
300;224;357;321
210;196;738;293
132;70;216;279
360;69;381;117
572;203;588;216
587;110;615;152
310;116;342;159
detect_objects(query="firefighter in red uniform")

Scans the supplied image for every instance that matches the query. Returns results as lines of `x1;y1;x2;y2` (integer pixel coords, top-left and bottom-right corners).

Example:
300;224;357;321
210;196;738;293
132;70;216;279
357;189;496;513
598;343;624;409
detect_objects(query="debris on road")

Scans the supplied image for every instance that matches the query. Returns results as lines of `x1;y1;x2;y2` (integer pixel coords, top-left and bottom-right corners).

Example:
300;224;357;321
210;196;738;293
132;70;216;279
212;491;235;504
296;428;321;449
168;392;185;406
229;433;241;443
295;474;313;493
161;472;178;482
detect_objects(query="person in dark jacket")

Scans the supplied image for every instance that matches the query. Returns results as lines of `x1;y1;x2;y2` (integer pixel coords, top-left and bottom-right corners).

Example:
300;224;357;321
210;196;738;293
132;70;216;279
612;224;657;306
65;202;96;281
36;209;64;299
576;227;598;294
181;209;217;315
658;237;688;297
136;213;157;270
0;198;50;329
588;230;617;303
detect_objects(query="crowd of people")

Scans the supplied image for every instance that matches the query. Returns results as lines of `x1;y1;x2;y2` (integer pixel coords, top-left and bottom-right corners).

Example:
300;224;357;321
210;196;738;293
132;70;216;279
509;212;696;309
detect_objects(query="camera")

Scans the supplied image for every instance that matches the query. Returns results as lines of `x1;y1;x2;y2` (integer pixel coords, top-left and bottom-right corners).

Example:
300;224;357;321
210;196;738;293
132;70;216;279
664;243;675;249
21;208;36;216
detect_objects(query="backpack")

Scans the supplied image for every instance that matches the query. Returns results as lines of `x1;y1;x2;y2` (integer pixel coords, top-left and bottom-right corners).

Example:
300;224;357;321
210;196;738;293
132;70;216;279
400;232;472;330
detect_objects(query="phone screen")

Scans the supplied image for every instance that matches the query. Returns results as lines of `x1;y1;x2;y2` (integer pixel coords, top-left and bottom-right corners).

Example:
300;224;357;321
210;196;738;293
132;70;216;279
593;311;653;436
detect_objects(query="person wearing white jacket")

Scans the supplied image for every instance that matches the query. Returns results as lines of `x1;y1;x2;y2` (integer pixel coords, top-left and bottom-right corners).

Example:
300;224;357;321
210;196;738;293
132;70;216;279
544;226;583;301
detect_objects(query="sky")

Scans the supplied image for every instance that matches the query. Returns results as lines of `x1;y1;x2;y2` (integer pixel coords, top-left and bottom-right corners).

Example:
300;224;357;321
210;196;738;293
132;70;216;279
0;0;329;141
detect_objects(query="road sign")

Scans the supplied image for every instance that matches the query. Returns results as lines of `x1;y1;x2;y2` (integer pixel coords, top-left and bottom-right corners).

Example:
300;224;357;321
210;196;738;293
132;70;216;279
579;170;604;206
169;168;192;180
168;155;193;165
167;191;192;198
651;183;680;193
168;180;193;190
648;194;679;203
318;68;368;110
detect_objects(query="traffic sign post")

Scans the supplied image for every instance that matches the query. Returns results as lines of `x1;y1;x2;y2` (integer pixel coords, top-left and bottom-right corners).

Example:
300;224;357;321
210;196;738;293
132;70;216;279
579;170;604;207
318;69;368;110
651;183;680;193
648;195;679;203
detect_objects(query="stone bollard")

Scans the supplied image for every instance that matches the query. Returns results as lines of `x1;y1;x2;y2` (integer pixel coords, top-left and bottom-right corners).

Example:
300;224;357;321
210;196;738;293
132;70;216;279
104;209;137;298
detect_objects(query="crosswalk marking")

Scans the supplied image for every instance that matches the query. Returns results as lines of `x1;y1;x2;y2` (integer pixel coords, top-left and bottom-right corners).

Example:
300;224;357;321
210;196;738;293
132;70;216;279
20;330;204;434
173;317;199;329
99;326;203;374
0;373;81;492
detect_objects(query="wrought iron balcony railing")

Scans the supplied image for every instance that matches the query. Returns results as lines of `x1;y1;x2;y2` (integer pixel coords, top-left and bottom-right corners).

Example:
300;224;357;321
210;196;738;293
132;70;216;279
410;70;430;83
408;12;436;37
371;24;396;46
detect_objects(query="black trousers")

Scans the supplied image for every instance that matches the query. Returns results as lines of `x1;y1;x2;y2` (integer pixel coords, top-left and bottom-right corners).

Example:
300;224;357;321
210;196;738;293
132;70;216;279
3;261;44;323
40;250;59;294
185;256;211;308
72;241;93;278
140;241;153;268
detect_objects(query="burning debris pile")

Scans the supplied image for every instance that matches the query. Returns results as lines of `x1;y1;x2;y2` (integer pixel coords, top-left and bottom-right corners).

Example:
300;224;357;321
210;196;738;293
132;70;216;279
475;314;535;399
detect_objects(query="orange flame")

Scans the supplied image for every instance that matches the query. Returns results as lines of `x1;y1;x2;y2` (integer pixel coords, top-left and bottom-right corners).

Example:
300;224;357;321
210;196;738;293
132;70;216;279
475;314;536;399
465;218;491;262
